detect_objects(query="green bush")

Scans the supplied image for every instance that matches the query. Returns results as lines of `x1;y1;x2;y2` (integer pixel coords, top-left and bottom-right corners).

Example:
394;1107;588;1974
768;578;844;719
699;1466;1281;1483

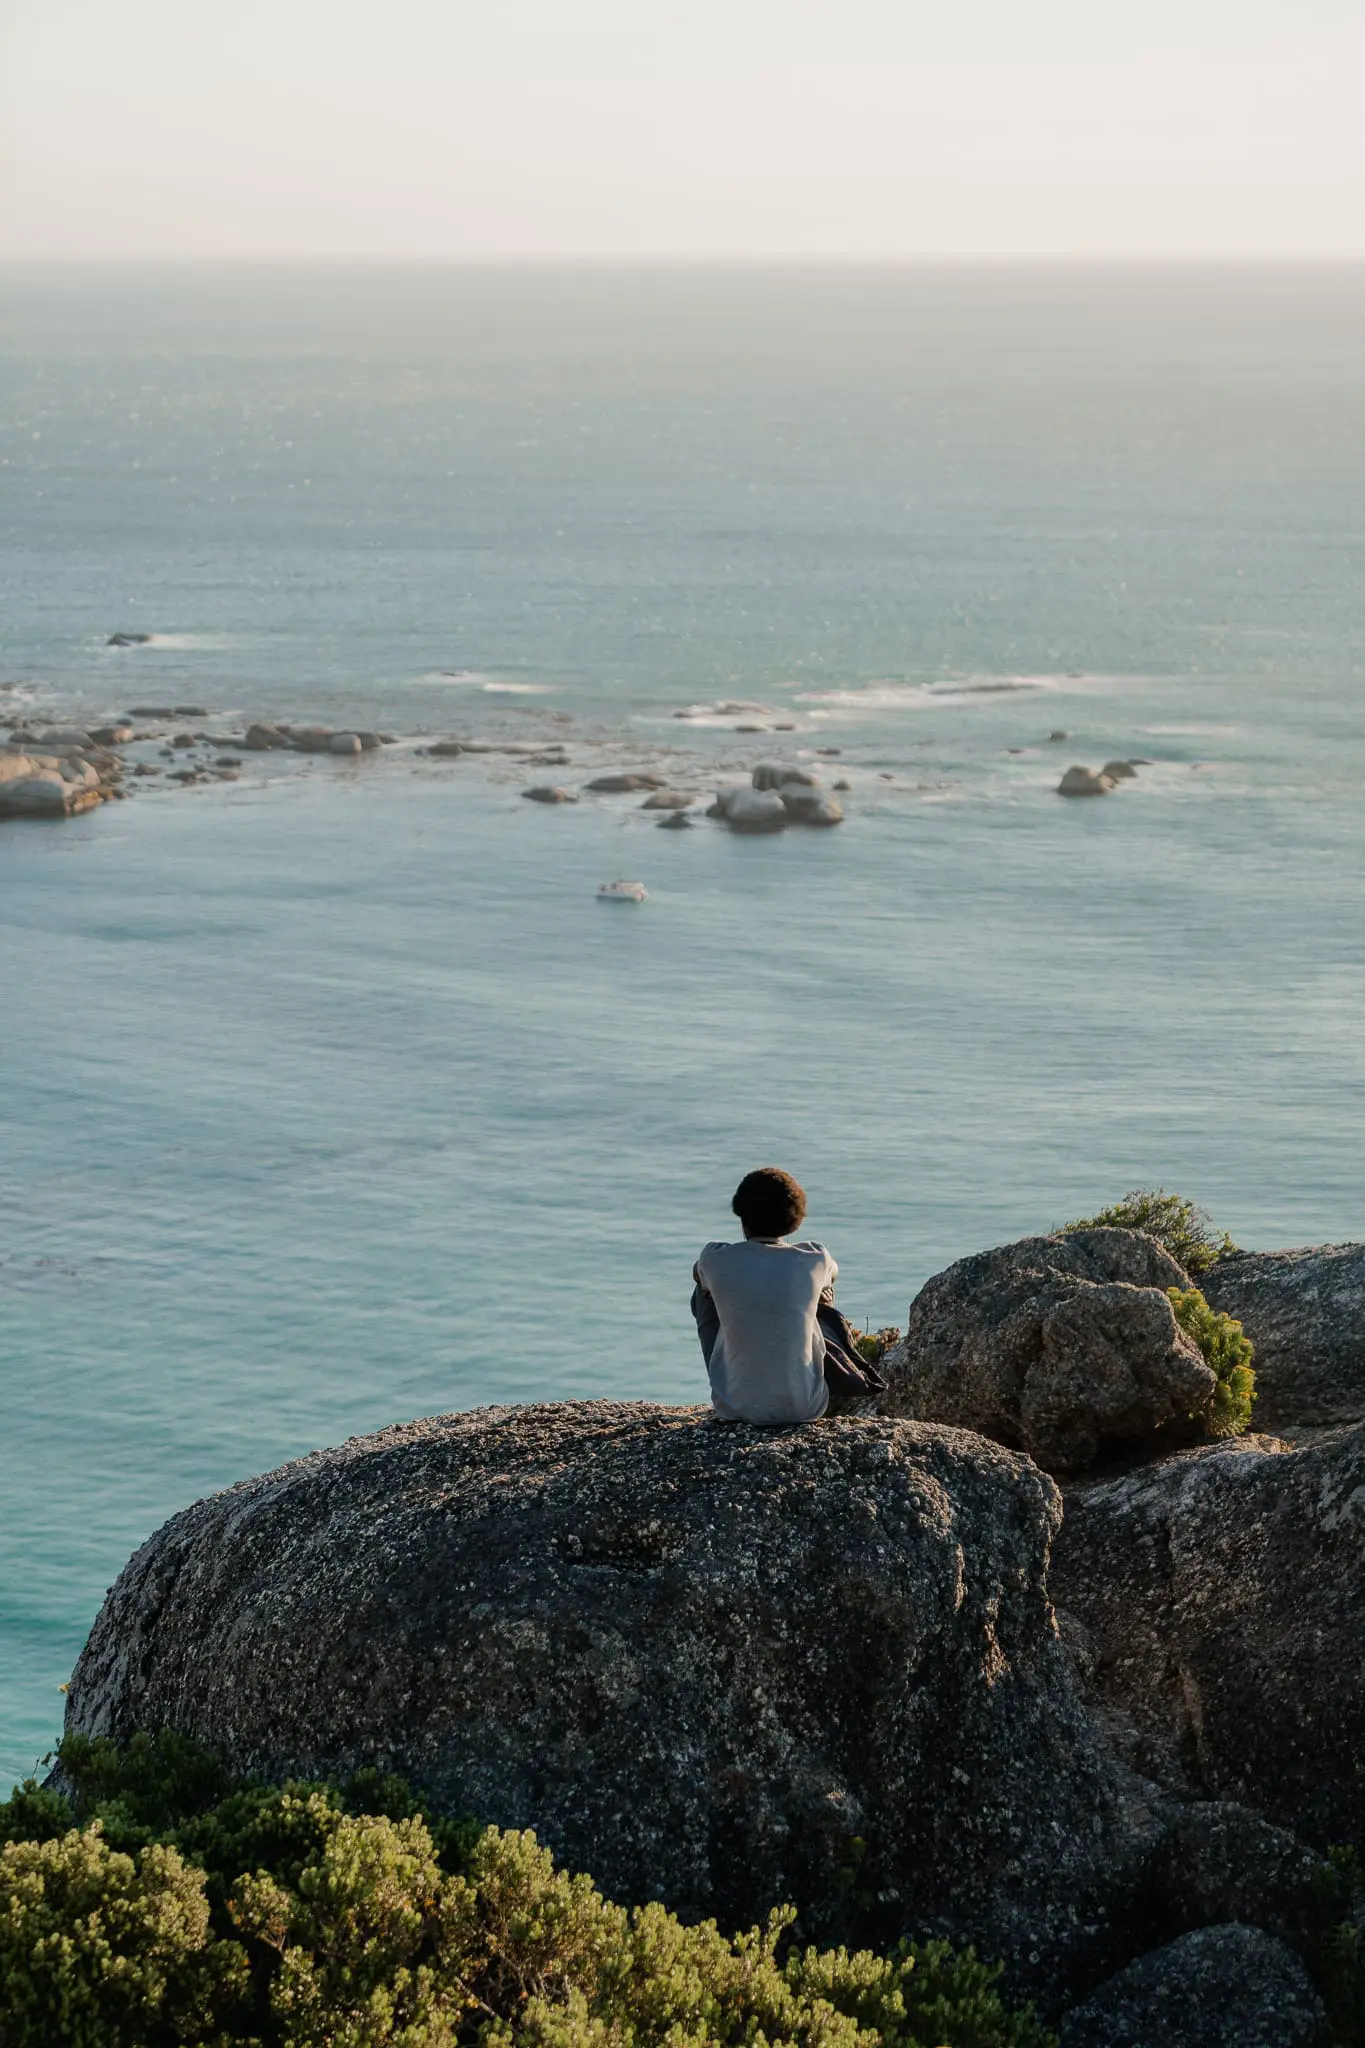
1167;1286;1257;1438
1061;1188;1236;1276
0;1737;1054;2048
0;1825;247;2047
1309;1846;1365;2048
855;1327;901;1367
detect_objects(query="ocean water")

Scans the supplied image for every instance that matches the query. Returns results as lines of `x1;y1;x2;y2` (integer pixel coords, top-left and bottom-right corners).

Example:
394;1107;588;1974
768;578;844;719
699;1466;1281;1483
3;264;1365;1788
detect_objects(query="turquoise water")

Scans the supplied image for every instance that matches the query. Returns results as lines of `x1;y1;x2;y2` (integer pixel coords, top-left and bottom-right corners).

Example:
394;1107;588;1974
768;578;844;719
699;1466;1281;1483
4;265;1365;1787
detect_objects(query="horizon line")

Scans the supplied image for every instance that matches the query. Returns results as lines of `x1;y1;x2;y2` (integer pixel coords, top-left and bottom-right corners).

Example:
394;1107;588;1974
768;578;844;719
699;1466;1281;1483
4;251;1365;268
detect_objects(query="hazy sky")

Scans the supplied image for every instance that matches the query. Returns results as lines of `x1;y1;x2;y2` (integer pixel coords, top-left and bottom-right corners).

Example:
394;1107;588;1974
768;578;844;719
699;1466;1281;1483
3;0;1363;258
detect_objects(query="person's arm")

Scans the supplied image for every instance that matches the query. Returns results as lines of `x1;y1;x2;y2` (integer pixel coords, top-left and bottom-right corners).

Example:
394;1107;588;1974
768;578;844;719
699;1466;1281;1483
691;1259;721;1366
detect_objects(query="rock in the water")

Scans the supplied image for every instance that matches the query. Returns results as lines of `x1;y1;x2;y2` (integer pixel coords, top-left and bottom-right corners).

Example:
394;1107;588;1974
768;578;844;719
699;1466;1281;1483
1058;1925;1326;2048
586;773;666;793
20;725;94;751
63;1401;1161;2004
877;1230;1213;1472
710;787;789;832
521;785;578;804
0;750;36;784
328;732;363;755
657;810;693;828
1201;1244;1365;1429
0;771;97;817
289;726;335;753
1049;730;1070;741
1101;760;1139;780
780;788;844;826
752;762;820;791
108;631;152;646
1058;764;1118;796
1051;1423;1365;1846
244;723;288;750
127;705;178;718
640;789;696;809
89;725;134;747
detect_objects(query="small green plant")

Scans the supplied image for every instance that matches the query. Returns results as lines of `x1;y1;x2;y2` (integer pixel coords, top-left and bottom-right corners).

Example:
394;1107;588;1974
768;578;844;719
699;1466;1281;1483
856;1327;901;1367
1062;1188;1236;1276
1168;1286;1256;1438
0;1736;1055;2048
1308;1845;1365;2047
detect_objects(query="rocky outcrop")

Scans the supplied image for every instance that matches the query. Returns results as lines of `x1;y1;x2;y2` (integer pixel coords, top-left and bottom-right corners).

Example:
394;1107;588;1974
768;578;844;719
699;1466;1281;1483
1058;1925;1327;2048
709;787;789;831
1202;1244;1365;1430
64;1401;1164;2006
779;788;843;825
1051;1423;1365;1848
877;1230;1213;1471
586;773;665;793
640;789;696;810
0;748;118;819
1058;765;1117;796
521;785;578;804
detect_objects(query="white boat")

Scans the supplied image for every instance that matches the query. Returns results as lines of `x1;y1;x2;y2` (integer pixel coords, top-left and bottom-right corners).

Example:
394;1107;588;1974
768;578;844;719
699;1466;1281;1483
597;879;648;903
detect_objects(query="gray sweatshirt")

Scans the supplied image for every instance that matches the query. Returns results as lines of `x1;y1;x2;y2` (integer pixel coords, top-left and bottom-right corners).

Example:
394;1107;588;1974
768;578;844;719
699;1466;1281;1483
694;1236;835;1424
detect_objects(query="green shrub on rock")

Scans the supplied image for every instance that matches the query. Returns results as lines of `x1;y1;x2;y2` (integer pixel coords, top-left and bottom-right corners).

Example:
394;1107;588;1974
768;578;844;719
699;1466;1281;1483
0;1740;1054;2048
1167;1286;1257;1438
1061;1189;1235;1276
0;1824;247;2048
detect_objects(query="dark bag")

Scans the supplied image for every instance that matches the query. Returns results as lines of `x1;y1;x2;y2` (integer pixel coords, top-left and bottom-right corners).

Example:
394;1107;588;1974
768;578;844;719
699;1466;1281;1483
817;1303;888;1400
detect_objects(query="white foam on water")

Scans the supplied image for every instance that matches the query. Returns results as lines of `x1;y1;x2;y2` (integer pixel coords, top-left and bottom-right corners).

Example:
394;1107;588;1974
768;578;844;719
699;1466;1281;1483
796;674;1105;712
483;681;557;695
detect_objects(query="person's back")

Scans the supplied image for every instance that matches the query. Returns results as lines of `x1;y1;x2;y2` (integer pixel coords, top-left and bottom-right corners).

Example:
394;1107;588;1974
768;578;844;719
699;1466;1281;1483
692;1167;835;1424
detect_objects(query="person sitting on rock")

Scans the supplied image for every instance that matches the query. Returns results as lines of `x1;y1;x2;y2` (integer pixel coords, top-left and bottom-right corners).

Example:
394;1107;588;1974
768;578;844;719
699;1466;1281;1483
691;1167;885;1424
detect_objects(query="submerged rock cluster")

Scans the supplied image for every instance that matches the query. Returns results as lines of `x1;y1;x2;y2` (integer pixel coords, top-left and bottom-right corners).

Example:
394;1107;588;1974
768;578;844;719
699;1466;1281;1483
61;1226;1365;2041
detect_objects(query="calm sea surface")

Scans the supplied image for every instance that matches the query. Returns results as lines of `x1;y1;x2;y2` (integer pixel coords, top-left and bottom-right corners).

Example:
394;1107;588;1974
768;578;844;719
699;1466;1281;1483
3;265;1364;1785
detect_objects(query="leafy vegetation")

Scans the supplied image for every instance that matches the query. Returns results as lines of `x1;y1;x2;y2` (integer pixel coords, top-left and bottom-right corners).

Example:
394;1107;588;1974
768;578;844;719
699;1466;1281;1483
1061;1188;1236;1276
1310;1846;1365;2047
855;1327;901;1367
1167;1286;1257;1438
0;1733;1054;2048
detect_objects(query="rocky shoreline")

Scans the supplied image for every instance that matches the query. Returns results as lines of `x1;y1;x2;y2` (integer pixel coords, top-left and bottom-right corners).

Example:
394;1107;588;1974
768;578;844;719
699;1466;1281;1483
1;684;1164;827
59;1226;1365;2043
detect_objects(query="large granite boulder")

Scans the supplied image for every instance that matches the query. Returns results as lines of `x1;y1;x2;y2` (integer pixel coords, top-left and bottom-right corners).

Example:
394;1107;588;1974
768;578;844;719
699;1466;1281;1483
1052;1424;1365;1848
1058;1924;1327;2048
708;787;789;831
0;768;101;818
878;1230;1214;1471
65;1401;1162;2005
1202;1244;1365;1430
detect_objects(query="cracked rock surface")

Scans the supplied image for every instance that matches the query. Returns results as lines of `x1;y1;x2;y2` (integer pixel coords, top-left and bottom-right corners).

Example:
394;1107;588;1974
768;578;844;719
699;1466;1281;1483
1052;1422;1365;1848
877;1229;1213;1471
